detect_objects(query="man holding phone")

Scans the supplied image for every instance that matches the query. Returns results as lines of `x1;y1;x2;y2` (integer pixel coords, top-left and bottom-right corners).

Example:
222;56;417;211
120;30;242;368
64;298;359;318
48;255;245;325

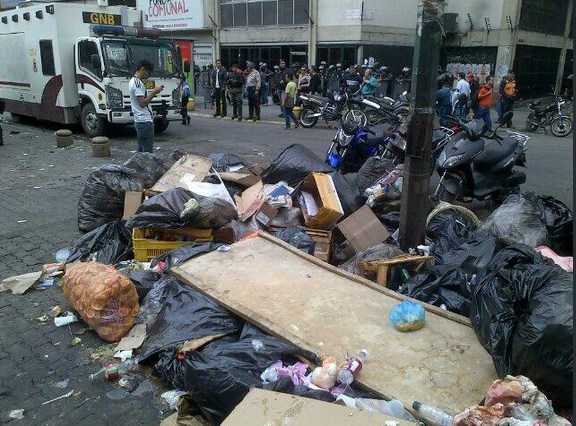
129;59;164;152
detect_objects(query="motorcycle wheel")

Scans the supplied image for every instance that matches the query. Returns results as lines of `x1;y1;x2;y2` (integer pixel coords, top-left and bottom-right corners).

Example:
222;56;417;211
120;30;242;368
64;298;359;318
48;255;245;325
299;107;319;128
343;109;367;128
525;112;538;132
550;116;573;137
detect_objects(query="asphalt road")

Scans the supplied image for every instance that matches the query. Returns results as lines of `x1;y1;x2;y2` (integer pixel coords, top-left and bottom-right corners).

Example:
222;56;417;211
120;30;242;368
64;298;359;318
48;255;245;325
0;103;572;424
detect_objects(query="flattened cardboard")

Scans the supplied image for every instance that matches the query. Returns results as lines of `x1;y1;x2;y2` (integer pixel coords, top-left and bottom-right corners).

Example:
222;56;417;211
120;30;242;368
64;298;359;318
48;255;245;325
151;154;212;193
233;181;265;222
123;191;144;220
337;205;391;252
298;173;344;230
254;203;278;227
221;388;416;425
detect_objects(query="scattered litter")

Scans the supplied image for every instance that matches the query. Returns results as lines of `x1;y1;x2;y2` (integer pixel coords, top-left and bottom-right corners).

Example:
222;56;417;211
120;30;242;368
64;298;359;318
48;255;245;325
91;343;119;359
54;312;78;327
35;278;56;289
16;220;27;223
50;305;64;317
0;271;42;295
8;409;25;419
42;389;74;405
217;245;231;252
53;379;69;389
161;390;188;411
389;300;425;332
75;328;89;336
33;186;43;189
252;339;264;352
68;337;82;347
113;350;133;362
55;248;70;262
114;324;147;352
37;315;49;322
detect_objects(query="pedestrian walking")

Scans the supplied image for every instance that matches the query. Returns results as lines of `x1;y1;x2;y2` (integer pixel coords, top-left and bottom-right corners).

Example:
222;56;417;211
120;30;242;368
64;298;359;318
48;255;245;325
435;77;452;127
282;73;299;130
246;61;261;121
180;79;191;125
211;59;228;117
473;75;494;131
498;69;517;128
453;71;470;118
308;66;321;95
227;64;245;121
259;64;270;105
129;59;163;153
466;71;479;117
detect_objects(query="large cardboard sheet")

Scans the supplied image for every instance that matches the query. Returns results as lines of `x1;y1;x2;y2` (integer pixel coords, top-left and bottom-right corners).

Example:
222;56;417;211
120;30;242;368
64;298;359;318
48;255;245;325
172;234;497;411
221;388;416;425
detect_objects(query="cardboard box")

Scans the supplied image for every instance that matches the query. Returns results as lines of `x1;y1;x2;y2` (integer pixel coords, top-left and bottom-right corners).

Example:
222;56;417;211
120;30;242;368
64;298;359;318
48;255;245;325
150;154;212;193
254;202;278;227
336;205;390;252
234;181;265;222
302;227;332;262
219;164;263;188
297;173;344;230
123;191;144;220
221;388;416;425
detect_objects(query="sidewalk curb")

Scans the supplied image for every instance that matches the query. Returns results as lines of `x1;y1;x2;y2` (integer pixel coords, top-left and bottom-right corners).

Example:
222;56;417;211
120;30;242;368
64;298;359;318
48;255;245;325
189;111;284;125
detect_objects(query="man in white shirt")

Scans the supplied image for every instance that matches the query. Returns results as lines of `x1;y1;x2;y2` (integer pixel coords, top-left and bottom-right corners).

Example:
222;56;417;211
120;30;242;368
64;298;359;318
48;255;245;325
454;71;470;118
129;60;163;152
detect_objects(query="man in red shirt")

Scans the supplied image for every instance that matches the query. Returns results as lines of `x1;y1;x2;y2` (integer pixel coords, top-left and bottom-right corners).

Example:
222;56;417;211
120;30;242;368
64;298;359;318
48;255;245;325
473;76;494;131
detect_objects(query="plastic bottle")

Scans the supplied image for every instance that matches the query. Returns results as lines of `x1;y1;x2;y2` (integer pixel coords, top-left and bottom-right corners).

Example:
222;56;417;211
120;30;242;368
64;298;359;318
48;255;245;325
411;401;454;426
89;360;135;381
336;349;368;385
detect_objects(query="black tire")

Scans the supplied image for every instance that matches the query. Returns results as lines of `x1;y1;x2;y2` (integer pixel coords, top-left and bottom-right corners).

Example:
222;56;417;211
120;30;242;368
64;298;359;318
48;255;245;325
525;112;538;132
550;116;572;137
154;119;169;133
299;107;318;128
81;103;106;137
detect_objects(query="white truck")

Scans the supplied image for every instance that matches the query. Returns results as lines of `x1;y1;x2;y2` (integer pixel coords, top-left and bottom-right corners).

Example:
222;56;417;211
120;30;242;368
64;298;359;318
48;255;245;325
0;2;187;137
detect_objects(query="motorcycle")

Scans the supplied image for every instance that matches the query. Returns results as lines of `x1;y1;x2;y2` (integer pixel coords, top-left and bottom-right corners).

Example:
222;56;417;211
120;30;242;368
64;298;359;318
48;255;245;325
325;121;393;174
298;89;367;129
433;112;531;203
526;94;572;137
361;92;411;126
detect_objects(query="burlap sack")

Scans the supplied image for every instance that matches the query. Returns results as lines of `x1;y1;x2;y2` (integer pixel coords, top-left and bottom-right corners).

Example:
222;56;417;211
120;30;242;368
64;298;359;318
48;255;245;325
61;262;139;342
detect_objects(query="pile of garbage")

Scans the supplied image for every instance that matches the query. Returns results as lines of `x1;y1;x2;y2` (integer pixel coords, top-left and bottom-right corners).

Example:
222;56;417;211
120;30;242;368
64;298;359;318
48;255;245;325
6;144;572;425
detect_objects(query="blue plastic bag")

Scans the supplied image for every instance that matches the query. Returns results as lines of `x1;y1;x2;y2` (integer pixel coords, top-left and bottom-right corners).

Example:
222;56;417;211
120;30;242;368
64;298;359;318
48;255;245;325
389;300;425;332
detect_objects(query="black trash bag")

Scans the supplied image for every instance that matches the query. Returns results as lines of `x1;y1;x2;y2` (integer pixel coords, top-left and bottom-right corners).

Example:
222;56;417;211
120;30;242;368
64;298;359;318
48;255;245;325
401;265;471;316
154;149;186;171
275;228;315;255
270;207;304;228
523;192;573;256
426;209;478;242
67;220;133;264
328;171;362;216
122;152;167;189
356;156;396;195
136;275;177;329
436;234;499;277
209;153;247;172
341;243;403;276
78;165;143;232
261;143;333;186
149;242;224;270
153;323;316;425
139;277;244;361
260;378;336;403
126;187;238;230
471;244;573;407
479;193;549;247
119;269;161;302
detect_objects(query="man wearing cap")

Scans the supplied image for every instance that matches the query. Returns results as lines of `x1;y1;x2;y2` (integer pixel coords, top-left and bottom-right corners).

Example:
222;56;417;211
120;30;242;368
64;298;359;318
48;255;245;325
129;59;164;153
245;62;261;121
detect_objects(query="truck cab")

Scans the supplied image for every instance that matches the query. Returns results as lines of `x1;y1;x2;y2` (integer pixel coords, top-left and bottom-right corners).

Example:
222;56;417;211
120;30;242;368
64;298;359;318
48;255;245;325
77;25;183;137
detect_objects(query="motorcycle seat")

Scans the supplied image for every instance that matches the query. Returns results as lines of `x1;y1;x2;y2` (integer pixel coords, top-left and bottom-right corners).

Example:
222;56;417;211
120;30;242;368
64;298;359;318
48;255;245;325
473;138;519;169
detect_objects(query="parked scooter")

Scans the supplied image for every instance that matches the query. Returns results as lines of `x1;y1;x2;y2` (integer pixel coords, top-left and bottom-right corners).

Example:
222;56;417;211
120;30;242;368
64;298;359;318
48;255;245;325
325;121;394;174
433;112;530;203
298;90;367;129
526;93;572;137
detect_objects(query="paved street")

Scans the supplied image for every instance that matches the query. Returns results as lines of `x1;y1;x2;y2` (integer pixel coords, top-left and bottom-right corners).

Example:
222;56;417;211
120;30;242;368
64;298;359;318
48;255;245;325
0;100;572;424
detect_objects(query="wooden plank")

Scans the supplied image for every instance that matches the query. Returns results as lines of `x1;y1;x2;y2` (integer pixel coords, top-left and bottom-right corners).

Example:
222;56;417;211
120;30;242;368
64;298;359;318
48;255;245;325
171;234;496;411
221;388;417;425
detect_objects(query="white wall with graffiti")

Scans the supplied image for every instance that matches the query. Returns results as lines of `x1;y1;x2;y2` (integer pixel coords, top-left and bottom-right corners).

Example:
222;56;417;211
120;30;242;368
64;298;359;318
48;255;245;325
137;0;205;29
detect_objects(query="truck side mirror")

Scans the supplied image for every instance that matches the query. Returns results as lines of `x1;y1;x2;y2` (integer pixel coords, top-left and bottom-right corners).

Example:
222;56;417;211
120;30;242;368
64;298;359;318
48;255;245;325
183;60;191;73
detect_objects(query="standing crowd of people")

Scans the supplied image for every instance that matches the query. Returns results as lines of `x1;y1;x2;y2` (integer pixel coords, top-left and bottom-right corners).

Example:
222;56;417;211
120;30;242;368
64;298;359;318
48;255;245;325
435;68;518;132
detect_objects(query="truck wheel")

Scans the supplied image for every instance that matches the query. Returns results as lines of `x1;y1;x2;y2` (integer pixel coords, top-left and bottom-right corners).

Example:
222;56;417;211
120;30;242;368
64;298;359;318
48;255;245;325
81;104;106;137
154;119;169;133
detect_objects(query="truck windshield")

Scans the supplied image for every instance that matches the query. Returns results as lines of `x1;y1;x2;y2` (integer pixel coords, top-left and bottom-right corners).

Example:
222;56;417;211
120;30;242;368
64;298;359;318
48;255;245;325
102;39;180;77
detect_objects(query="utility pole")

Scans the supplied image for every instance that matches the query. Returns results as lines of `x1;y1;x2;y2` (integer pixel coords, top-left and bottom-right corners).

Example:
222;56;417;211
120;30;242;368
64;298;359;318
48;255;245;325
398;0;444;251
